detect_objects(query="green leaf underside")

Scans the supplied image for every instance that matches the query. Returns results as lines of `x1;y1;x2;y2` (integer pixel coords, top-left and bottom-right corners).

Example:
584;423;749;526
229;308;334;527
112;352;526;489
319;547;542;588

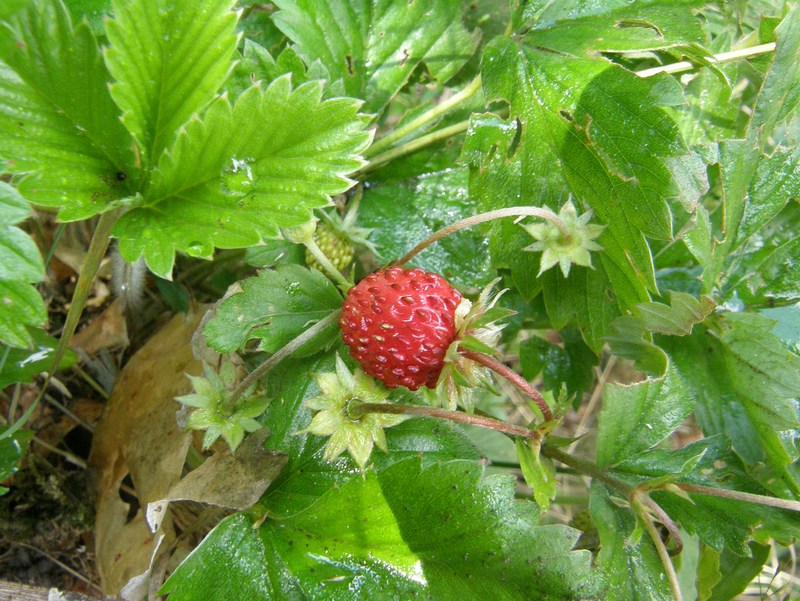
272;0;480;114
114;78;372;277
613;436;800;556
661;312;800;489
0;182;45;347
590;483;671;601
596;365;693;468
204;264;343;355
358;168;494;289
104;0;239;167
0;0;133;221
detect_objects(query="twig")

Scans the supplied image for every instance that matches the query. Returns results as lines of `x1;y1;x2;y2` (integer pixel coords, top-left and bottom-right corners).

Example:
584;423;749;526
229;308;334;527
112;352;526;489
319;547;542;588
459;348;552;421
636;501;683;601
394;206;569;267
14;541;103;595
366;76;482;158
228;310;342;404
636;42;776;78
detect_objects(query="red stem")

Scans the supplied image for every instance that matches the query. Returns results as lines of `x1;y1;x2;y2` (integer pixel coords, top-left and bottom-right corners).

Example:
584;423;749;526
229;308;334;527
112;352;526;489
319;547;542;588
459;348;553;421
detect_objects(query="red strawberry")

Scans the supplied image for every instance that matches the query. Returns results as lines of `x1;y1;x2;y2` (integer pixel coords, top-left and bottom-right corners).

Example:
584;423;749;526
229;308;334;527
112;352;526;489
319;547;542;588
340;266;463;390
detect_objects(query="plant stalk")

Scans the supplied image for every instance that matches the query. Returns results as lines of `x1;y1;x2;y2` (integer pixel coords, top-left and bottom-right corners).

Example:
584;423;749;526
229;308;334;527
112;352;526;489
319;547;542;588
459;348;552;421
351;400;543;440
635;496;683;601
676;483;800;512
366;76;482;158
542;445;635;496
636;42;776;78
361;120;471;175
228;310;342;404
394;206;570;267
1;209;121;440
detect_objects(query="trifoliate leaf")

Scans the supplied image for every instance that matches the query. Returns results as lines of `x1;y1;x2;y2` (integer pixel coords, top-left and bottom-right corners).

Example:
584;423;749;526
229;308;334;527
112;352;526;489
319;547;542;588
272;0;480;114
0;0;133;220
104;0;239;167
204;264;343;355
113;78;371;277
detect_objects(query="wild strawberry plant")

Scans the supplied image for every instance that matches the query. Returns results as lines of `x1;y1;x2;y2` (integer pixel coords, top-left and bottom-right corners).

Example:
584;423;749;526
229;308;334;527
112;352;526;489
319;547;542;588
1;0;800;599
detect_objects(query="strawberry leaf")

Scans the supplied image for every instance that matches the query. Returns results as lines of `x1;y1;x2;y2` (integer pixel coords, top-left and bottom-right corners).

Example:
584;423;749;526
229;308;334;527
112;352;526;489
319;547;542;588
613;436;800;555
113;78;372;277
272;0;480;114
596;365;694;468
0;0;133;221
0;182;45;348
0;426;33;496
522;0;707;55
104;0;239;167
204;265;343;356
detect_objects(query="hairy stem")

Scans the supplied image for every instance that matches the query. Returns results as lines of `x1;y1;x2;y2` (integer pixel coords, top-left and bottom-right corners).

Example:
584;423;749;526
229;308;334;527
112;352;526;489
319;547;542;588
362;120;471;175
636;42;776;78
229;310;342;404
634;496;683;601
350;401;542;440
542;445;635;496
1;210;121;440
676;483;800;512
459;348;552;421
366;76;482;158
394;206;569;267
641;496;683;556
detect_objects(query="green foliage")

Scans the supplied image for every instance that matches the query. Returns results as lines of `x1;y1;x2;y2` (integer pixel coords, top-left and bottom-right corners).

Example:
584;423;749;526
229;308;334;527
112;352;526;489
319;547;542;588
204;265;343;355
272;0;480;114
3;0;800;597
0;182;46;347
0;427;32;495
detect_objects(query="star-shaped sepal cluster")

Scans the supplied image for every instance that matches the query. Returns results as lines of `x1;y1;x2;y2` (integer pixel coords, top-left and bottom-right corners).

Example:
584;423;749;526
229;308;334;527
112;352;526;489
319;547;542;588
299;355;407;469
520;201;605;277
432;279;514;411
176;360;268;452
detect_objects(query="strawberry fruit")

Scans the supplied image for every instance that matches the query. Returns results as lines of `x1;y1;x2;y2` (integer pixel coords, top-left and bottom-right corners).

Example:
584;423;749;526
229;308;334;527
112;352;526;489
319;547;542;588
340;266;462;390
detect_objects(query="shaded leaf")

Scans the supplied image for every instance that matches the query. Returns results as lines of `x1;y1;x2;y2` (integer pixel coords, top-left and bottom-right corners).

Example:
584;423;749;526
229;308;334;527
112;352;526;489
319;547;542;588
0;427;32;496
357;168;494;289
0;330;78;388
590;483;672;601
614;436;800;555
272;0;480;114
519;329;596;400
204;264;342;355
606;292;716;374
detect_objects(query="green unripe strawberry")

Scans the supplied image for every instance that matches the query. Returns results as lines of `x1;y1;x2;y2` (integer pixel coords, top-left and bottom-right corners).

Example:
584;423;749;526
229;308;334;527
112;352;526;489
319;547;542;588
305;223;355;272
